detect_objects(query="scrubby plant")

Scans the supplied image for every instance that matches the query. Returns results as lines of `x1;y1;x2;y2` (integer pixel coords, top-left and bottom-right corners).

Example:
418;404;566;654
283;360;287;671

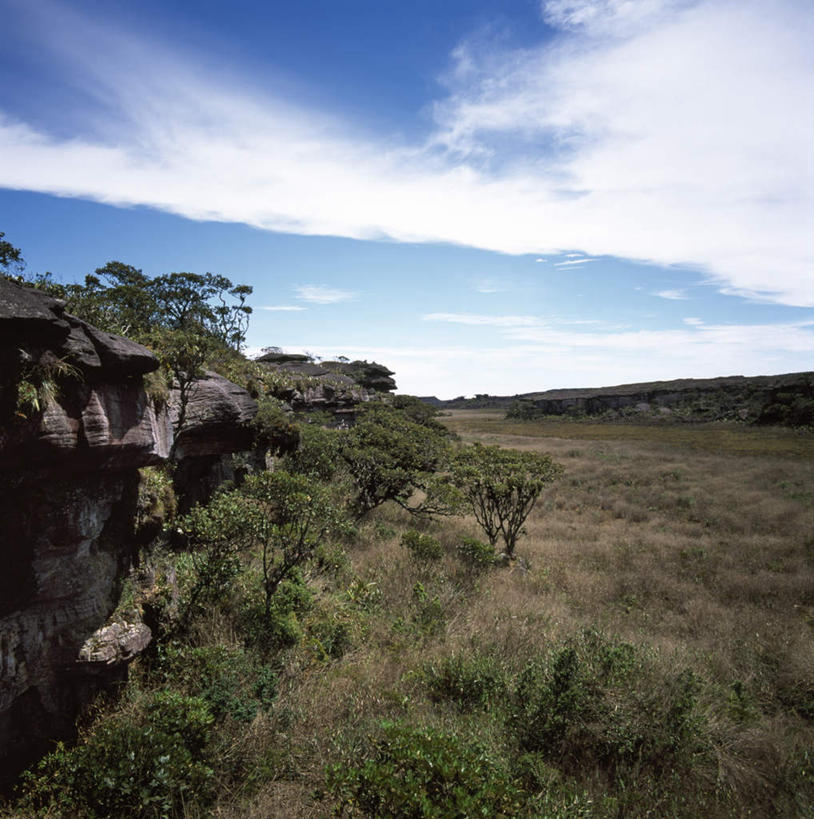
510;631;710;782
18;691;216;818
251;396;300;456
456;536;495;570
158;643;278;723
281;421;343;482
423;651;507;710
401;529;443;561
326;722;523;816
340;404;452;519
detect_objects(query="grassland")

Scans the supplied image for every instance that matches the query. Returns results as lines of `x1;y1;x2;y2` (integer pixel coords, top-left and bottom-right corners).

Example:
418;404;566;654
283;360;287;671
223;412;813;816
10;411;813;817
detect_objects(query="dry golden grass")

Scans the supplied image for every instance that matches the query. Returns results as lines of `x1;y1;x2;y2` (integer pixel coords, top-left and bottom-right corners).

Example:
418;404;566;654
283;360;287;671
14;413;813;817
201;411;814;816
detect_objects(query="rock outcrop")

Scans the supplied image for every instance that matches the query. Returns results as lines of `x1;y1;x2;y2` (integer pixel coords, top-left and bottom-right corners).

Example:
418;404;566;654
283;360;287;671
0;279;257;784
256;356;383;423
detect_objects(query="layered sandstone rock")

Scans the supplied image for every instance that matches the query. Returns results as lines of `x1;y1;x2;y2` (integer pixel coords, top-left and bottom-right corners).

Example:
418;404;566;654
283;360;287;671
0;279;256;783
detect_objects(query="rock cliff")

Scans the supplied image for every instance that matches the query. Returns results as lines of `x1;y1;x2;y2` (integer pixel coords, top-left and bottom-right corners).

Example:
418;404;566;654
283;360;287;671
0;279;256;784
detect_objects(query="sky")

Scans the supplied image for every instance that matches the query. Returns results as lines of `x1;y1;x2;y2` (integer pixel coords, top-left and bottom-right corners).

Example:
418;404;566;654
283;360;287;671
0;0;812;398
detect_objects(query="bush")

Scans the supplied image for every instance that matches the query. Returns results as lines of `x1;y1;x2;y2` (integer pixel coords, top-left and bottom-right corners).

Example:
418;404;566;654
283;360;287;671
19;691;215;818
282;422;343;482
159;643;277;723
456;536;495;570
341;404;451;518
251;397;300;456
450;443;563;556
401;529;443;561
423;651;507;710
510;631;709;780
326;722;523;816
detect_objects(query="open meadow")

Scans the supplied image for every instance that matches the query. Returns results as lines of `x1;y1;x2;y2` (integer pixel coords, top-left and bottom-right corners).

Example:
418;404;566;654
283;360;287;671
8;410;813;818
224;411;814;817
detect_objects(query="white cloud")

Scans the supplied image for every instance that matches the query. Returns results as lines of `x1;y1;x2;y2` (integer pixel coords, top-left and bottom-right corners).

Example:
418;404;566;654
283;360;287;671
564;253;583;258
554;258;597;266
424;313;542;327
534;257;547;263
294;285;355;304
286;318;814;397
259;305;307;311
654;289;687;300
683;316;704;325
0;0;811;305
542;0;693;37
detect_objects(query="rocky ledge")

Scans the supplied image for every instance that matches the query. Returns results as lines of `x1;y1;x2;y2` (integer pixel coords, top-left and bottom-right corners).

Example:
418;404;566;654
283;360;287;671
0;279;257;785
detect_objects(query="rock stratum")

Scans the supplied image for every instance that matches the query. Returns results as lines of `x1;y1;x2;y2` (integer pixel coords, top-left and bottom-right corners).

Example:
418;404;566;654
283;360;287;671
0;279;256;784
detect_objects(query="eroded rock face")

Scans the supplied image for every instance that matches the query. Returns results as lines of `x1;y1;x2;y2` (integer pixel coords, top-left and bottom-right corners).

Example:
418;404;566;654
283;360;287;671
0;279;257;784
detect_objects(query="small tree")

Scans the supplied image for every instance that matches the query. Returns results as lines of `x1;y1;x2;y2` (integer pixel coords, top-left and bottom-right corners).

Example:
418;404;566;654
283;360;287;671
450;444;563;557
240;471;336;617
340;405;451;519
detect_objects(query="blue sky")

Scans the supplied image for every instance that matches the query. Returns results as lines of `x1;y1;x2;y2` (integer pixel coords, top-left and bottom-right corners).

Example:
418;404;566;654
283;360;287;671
1;0;812;398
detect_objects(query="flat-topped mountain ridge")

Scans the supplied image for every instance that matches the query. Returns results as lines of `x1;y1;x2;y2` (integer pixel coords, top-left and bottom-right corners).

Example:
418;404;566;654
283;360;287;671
425;371;814;425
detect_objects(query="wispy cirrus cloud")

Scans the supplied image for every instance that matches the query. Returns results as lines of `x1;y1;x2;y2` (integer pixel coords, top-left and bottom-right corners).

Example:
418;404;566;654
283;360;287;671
294;285;355;304
0;0;811;305
260;305;307;312
654;289;688;300
554;258;597;267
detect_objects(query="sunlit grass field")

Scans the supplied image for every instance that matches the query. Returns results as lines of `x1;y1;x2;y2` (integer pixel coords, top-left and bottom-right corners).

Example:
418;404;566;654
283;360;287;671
232;412;814;816
11;411;812;817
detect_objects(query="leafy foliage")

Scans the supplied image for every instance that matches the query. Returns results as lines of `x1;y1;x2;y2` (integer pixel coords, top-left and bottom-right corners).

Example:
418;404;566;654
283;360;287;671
450;443;563;555
401;530;443;561
423;651;507;710
341;405;452;519
455;536;495;570
326;722;523;817
19;691;216;818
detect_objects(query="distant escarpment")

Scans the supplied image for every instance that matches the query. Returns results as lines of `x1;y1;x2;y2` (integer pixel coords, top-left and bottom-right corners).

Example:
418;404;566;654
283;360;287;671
0;279;256;783
427;372;814;426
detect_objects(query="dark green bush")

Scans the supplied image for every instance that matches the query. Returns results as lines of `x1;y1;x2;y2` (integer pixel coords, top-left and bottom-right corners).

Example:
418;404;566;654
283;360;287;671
326;722;523;817
510;631;709;780
401;530;443;561
423;651;507;710
159;643;277;723
251;397;300;455
19;691;215;818
456;536;495;570
282;421;343;481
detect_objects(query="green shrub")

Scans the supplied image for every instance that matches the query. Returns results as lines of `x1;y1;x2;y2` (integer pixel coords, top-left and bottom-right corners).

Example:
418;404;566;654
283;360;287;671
309;610;354;660
510;631;709;780
159;644;277;723
19;691;215;818
282;422;343;481
401;530;443;561
423;651;507;710
456;536;495;570
238;569;313;653
251;397;300;456
326;722;523;816
344;578;382;612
